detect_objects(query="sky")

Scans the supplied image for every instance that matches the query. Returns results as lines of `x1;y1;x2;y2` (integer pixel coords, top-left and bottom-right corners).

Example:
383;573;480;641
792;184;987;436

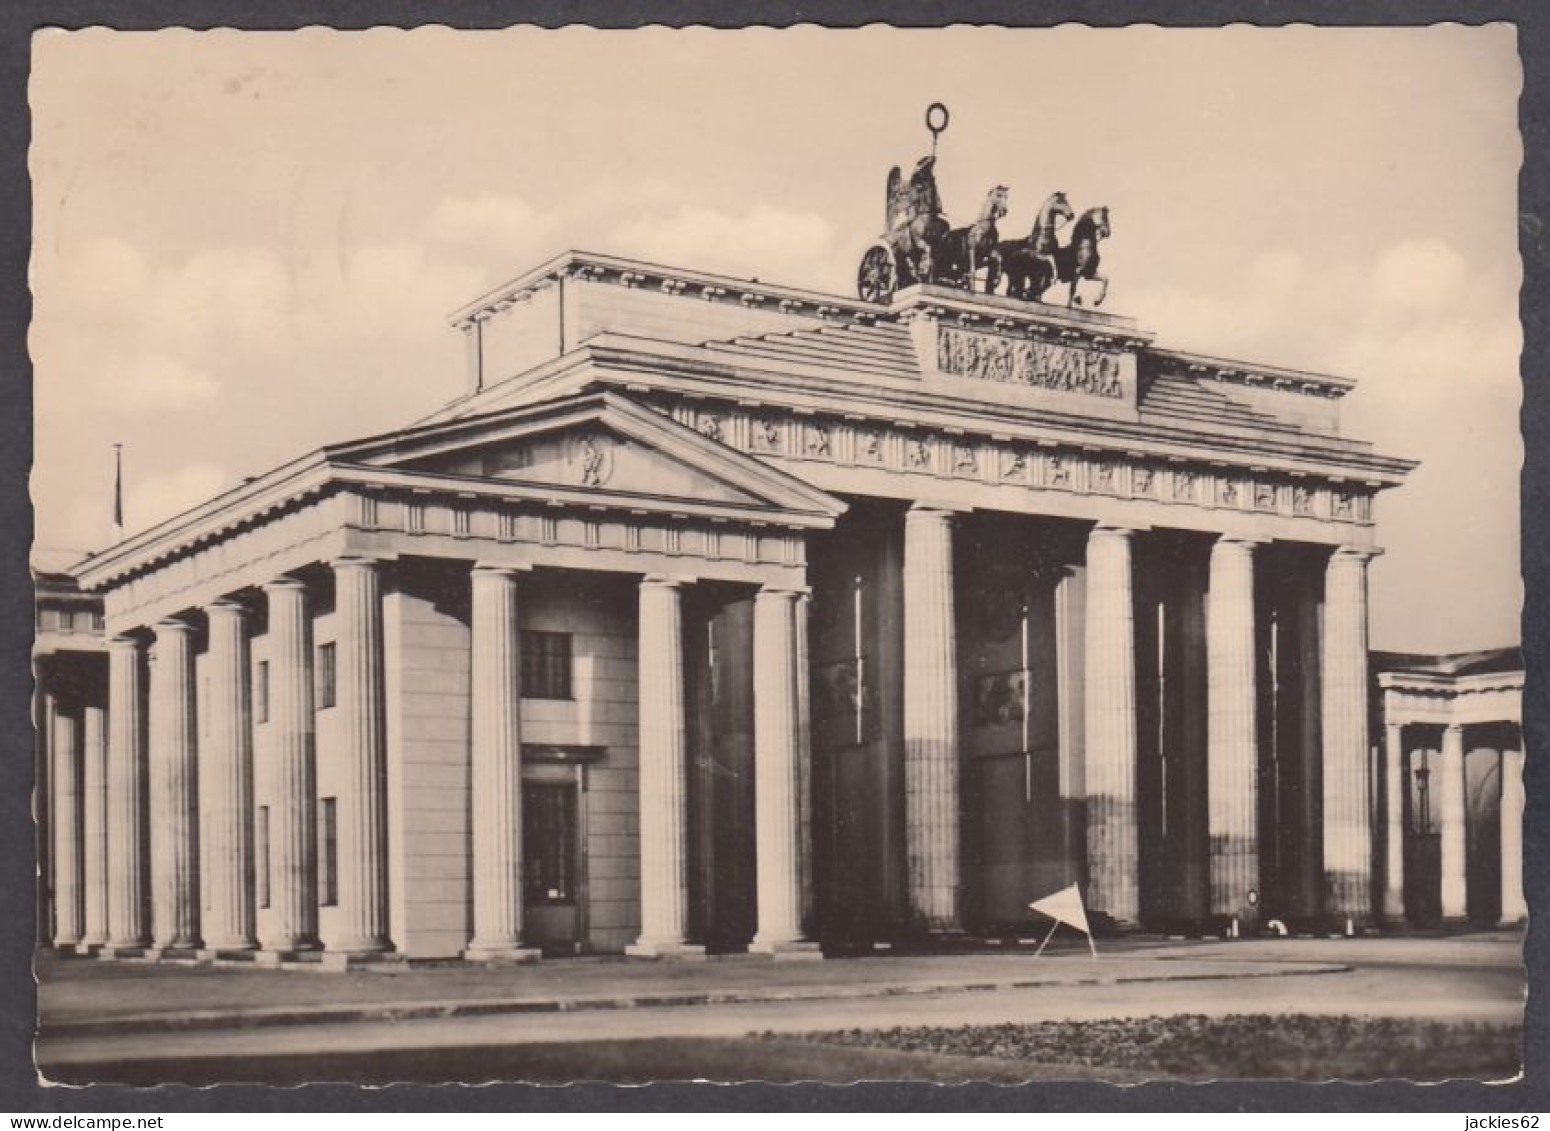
28;25;1523;653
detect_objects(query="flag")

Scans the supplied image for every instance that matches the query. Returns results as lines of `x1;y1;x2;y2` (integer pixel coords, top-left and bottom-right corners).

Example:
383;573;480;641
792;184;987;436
1029;882;1098;960
112;444;124;535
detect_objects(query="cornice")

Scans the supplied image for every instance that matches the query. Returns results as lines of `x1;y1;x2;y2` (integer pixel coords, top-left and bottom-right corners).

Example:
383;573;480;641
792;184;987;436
572;335;1417;485
1146;347;1356;400
448;249;885;331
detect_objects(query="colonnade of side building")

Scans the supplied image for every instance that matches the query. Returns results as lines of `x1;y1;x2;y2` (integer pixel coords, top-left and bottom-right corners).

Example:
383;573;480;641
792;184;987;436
47;554;814;962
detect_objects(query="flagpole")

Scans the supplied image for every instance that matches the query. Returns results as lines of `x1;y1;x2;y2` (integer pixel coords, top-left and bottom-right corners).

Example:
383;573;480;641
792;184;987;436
1032;918;1059;959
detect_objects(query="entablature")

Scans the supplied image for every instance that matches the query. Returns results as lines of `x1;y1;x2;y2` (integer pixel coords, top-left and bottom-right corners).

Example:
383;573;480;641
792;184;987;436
1380;671;1524;730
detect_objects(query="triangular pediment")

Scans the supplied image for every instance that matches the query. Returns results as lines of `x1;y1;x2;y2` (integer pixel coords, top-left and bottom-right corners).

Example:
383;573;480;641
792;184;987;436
327;392;845;518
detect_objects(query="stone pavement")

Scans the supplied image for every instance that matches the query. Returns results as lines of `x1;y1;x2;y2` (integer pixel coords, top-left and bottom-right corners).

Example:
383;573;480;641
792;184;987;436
37;936;1356;1038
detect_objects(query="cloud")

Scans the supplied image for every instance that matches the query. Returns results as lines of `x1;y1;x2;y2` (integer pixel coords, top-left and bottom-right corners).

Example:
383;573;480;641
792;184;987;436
428;192;558;258
102;352;219;411
1131;236;1521;652
125;461;231;535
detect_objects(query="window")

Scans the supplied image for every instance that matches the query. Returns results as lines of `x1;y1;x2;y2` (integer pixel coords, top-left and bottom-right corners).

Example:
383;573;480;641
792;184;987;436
521;631;573;700
318;797;338;906
256;806;271;909
315;642;337;710
523;783;577;905
255;661;270;724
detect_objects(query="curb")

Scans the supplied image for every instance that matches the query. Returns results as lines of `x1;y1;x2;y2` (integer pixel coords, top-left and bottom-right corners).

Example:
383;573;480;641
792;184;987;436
40;961;1351;1039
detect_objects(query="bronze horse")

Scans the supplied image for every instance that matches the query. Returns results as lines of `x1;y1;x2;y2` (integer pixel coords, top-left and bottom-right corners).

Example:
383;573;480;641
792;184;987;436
933;185;1010;291
1054;206;1111;307
988;191;1074;301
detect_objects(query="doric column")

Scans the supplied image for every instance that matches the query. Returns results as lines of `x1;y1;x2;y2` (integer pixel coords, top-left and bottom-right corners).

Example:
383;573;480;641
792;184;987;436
751;588;816;956
262;577;318;952
903;503;961;932
1321;546;1374;924
1207;536;1259;926
149;618;201;950
795;591;815;933
200;599;257;953
331;557;391;955
51;704;83;949
1439;723;1467;920
1382;721;1406;922
1501;746;1526;924
466;564;538;961
628;576;702;957
106;636;150;949
1085;524;1139;927
81;704;109;948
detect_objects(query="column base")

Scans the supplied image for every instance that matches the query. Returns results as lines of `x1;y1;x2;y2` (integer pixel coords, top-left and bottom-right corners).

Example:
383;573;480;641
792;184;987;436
254;947;322;968
99;943;150;959
318;950;401;972
748;938;822;961
463;944;542;965
139;946;202;964
195;944;259;962
625;939;707;960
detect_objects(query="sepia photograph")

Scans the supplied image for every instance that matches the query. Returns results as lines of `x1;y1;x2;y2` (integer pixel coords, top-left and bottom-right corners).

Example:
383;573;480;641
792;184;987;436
23;20;1529;1097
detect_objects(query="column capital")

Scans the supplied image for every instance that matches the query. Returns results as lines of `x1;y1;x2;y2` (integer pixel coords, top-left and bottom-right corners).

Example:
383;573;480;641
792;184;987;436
153;617;198;638
262;574;309;594
1089;522;1139;540
756;585;808;603
1213;534;1264;550
1443;721;1466;736
1331;545;1382;564
641;573;695;589
907;500;967;519
107;633;143;654
1385;719;1405;735
330;553;391;573
471;560;532;578
204;597;249;619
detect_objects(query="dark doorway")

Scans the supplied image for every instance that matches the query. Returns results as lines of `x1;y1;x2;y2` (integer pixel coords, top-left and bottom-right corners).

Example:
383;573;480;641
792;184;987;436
523;777;582;954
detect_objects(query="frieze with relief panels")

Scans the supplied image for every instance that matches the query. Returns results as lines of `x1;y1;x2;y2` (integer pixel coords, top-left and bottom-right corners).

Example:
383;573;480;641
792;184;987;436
663;398;1374;525
934;323;1126;399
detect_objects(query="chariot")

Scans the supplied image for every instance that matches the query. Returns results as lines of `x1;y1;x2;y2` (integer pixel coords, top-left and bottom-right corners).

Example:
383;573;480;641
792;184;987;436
855;103;1009;304
856;103;1112;309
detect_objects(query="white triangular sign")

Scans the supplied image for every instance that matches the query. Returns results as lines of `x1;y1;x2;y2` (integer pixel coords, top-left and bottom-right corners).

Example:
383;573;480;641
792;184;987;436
1029;882;1098;959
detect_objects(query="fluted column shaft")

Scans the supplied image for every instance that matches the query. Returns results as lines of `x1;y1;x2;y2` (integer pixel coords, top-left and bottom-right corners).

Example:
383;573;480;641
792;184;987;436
751;588;808;952
795;591;814;932
1085;524;1139;926
1439;723;1467;919
1207;536;1259;923
262;578;318;952
81;704;109;947
1501;746;1526;923
630;577;696;955
332;558;390;953
1382;722;1406;921
106;636;149;948
51;704;83;948
903;504;961;931
467;565;534;957
201;600;257;951
1321;547;1374;923
150;619;200;949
